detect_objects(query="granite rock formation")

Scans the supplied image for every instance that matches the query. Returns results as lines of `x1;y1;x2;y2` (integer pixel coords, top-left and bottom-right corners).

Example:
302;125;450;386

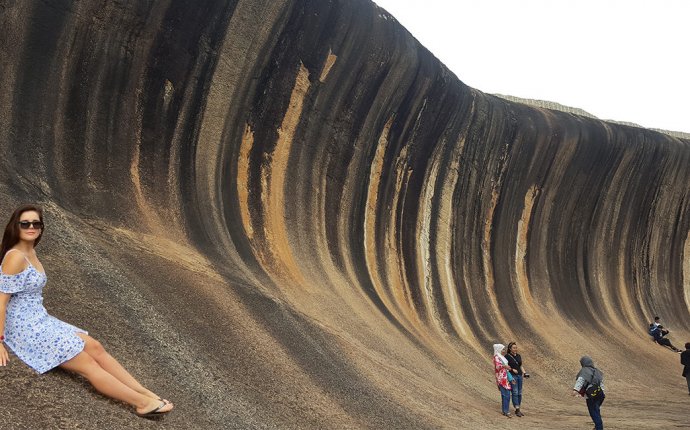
1;0;689;428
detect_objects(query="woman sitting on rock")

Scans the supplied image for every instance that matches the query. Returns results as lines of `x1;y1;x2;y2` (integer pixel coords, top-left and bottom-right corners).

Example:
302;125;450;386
0;204;173;418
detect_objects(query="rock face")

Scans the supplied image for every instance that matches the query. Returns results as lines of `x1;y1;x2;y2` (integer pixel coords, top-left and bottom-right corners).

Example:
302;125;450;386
1;0;689;428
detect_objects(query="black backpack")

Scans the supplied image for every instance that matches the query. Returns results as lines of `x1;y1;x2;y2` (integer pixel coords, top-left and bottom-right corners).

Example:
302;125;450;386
585;374;605;399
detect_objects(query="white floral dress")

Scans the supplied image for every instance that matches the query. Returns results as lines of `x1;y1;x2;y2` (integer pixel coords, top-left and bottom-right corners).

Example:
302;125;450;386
1;253;86;373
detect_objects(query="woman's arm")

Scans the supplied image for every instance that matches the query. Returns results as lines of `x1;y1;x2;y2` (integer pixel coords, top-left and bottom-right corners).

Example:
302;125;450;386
494;356;509;371
571;376;586;396
495;356;510;371
1;251;28;276
493;356;501;371
0;292;9;366
0;251;28;366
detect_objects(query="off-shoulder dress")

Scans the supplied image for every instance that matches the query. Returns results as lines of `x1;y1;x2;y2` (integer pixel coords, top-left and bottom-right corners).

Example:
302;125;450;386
1;250;86;373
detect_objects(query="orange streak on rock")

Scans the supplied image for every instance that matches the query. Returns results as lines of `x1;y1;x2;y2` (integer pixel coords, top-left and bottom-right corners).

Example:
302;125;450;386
258;63;310;287
388;145;423;330
237;124;254;239
364;117;398;313
441;137;472;338
423;134;474;339
515;185;538;310
318;50;337;83
418;140;443;327
481;186;508;331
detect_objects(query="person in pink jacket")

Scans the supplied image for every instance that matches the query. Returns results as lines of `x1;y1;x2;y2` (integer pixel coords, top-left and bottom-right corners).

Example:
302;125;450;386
493;343;512;417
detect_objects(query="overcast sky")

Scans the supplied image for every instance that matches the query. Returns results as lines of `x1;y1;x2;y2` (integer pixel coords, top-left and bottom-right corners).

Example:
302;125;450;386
373;0;690;133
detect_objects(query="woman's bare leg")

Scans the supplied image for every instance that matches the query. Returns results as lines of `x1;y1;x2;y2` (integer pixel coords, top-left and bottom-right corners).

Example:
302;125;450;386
59;351;172;414
76;333;165;401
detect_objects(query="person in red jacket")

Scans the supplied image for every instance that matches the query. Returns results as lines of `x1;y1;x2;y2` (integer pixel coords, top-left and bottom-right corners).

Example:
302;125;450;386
493;343;512;417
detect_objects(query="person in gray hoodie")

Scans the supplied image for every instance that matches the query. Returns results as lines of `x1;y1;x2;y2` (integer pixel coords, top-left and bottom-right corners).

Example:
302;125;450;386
571;356;605;430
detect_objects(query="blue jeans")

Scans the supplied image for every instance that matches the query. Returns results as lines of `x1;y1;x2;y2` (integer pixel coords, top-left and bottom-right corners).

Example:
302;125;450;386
499;386;511;414
510;374;523;408
586;396;604;430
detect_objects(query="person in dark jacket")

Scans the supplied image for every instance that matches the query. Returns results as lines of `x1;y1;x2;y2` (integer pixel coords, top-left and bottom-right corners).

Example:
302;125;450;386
650;323;682;352
571;356;605;430
504;342;528;417
682;343;690;395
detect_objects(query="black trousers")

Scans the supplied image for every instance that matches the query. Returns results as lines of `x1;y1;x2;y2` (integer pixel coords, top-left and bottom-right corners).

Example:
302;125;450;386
656;338;677;350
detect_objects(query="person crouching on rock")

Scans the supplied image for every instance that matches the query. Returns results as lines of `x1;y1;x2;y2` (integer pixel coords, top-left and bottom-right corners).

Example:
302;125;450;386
649;323;682;352
0;204;173;418
492;343;513;418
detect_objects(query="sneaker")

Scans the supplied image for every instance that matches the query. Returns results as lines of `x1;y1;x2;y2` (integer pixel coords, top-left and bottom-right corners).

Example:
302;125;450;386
515;410;524;417
503;413;512;418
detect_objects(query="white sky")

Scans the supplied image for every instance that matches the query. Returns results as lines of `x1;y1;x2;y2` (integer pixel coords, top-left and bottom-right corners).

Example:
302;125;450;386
373;0;690;133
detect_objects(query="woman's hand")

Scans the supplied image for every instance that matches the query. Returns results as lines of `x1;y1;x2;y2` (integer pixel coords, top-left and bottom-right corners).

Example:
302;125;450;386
0;343;9;366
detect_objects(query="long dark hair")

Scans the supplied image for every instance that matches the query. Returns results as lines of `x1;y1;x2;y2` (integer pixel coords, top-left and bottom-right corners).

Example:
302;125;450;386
0;204;44;261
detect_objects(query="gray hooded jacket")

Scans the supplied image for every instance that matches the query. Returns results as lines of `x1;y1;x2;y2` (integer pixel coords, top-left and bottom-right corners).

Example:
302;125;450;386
573;356;605;398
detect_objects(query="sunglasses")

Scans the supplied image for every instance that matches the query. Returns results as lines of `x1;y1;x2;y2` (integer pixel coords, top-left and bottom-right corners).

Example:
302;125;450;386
18;221;44;230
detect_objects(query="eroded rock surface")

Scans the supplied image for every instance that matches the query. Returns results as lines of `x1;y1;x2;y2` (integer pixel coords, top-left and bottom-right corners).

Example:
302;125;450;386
1;1;688;428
